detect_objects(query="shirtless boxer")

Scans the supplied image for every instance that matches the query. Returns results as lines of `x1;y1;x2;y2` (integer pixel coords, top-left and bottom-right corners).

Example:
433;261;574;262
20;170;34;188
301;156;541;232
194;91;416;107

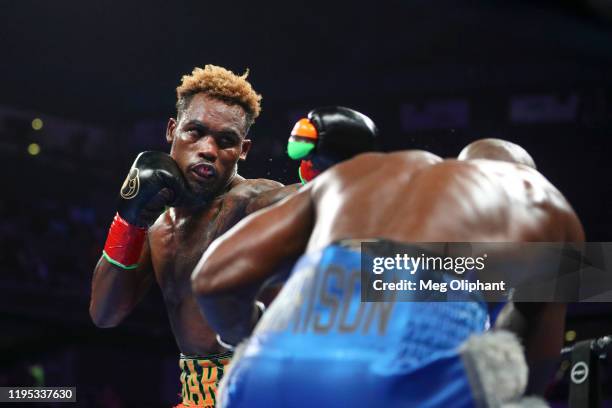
89;74;379;406
459;138;565;394
89;65;300;407
191;147;583;407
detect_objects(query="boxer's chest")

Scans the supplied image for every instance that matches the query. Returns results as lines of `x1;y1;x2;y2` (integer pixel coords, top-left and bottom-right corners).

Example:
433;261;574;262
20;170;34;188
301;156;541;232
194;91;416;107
150;196;249;301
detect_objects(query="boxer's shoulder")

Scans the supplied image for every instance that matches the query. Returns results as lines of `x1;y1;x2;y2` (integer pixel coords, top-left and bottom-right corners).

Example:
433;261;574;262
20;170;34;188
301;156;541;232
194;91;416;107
147;208;173;234
424;159;583;240
333;150;441;174
312;151;442;190
227;178;285;200
458;159;566;202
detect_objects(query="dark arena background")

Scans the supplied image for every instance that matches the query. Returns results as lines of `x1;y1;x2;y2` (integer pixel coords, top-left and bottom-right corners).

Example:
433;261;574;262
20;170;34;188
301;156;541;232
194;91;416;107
1;0;611;406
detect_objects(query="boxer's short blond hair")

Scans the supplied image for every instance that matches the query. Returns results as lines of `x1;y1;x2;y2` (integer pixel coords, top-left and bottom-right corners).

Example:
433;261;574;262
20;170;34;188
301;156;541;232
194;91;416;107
176;64;262;129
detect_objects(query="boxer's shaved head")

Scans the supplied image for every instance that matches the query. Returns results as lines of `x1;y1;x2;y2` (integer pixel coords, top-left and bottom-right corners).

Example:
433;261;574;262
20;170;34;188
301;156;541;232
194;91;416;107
176;64;262;129
458;138;536;169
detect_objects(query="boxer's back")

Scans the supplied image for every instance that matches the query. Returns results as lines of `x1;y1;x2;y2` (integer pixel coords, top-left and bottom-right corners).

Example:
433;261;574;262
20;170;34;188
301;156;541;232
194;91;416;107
218;151;583;407
307;151;582;251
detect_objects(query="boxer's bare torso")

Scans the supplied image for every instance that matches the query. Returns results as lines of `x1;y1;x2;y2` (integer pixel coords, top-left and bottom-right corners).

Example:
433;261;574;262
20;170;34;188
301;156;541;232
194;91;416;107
90;86;300;357
92;175;297;355
150;177;292;354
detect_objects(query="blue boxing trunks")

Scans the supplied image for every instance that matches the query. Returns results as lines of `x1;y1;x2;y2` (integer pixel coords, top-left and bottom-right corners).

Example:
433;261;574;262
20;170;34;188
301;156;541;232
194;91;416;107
219;239;529;407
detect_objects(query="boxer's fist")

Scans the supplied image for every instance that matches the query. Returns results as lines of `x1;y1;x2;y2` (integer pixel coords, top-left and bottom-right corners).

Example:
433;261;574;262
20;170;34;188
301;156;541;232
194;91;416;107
289;106;378;162
288;106;379;184
308;106;378;162
102;151;190;269
117;151;189;227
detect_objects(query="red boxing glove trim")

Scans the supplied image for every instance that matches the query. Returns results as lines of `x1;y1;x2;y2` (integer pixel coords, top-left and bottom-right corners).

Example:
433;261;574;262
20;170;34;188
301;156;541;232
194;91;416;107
298;160;321;185
102;213;147;270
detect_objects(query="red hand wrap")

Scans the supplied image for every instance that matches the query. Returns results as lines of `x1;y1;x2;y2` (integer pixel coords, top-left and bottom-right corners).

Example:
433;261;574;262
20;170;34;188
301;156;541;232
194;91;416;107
102;213;147;269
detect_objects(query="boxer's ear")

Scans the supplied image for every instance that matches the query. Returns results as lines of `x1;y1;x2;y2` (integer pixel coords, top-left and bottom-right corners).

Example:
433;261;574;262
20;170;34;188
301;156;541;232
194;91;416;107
239;139;252;161
166;118;177;144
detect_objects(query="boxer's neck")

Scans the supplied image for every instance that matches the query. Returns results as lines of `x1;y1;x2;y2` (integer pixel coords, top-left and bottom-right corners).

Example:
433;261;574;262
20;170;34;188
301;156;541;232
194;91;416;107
173;174;245;218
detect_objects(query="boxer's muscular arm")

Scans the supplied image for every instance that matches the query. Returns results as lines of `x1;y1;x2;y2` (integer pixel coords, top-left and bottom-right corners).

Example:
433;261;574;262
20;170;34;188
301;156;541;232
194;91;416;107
497;206;585;331
244;182;303;308
89;151;189;328
191;187;314;345
495;206;585;394
89;240;154;328
194;186;314;292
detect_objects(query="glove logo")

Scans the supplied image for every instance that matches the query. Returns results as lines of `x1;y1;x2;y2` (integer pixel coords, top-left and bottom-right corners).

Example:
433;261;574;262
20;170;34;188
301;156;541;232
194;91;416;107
570;361;589;384
120;167;140;200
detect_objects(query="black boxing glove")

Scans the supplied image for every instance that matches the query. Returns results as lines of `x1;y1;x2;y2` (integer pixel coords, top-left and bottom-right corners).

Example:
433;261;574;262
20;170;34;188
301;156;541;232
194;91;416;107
287;106;378;183
116;151;190;227
102;151;190;269
309;106;378;163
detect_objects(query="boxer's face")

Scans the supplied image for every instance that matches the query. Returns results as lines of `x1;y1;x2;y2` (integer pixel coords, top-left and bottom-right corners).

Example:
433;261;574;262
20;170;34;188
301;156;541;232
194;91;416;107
166;93;252;198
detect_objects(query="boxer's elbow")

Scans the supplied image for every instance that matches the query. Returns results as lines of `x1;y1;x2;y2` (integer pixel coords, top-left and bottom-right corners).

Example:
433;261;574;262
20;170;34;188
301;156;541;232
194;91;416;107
90;310;116;328
89;303;125;328
91;317;118;329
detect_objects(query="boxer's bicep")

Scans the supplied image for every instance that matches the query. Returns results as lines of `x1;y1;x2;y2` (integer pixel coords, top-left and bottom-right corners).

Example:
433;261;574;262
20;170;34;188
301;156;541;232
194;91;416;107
192;186;314;295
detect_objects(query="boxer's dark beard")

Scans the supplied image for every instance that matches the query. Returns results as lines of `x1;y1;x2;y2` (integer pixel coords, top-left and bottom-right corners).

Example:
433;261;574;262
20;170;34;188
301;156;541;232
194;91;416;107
185;165;237;207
